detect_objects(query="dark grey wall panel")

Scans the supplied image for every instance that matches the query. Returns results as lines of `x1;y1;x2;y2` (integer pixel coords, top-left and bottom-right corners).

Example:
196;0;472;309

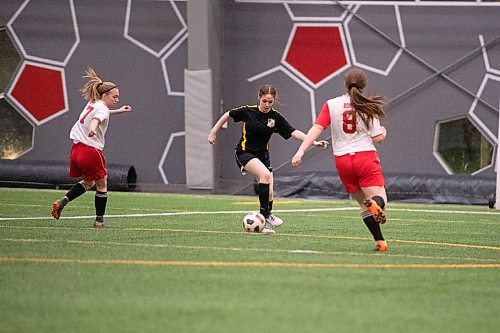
1;1;498;193
2;0;187;187
221;1;500;187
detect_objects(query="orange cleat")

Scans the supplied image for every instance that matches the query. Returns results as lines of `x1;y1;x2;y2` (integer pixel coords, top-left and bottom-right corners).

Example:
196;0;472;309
51;201;63;220
363;198;386;224
374;240;388;252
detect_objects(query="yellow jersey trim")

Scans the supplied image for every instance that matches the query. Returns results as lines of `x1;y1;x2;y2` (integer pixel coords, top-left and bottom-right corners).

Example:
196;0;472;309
242;122;247;151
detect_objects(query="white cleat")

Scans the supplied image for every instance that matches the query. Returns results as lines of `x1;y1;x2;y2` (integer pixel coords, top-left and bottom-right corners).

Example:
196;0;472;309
261;226;275;234
266;214;283;227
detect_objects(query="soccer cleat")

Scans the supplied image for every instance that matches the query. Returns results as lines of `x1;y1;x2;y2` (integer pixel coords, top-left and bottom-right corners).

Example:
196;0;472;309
51;201;64;220
265;214;283;227
93;221;109;229
261;226;275;234
374;240;388;252
363;198;386;224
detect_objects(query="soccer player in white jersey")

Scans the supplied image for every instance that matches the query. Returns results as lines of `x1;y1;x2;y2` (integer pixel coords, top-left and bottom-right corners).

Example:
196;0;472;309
292;68;389;251
51;68;132;228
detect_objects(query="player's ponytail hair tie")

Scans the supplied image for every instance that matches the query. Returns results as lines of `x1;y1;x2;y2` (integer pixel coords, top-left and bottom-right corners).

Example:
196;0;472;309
348;83;359;90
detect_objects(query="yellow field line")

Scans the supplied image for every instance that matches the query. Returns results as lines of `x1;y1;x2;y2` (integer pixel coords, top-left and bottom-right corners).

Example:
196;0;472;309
0;257;499;269
3;237;498;263
284;233;500;250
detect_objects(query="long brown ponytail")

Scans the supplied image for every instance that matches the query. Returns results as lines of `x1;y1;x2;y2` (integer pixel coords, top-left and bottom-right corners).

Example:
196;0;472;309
344;68;385;129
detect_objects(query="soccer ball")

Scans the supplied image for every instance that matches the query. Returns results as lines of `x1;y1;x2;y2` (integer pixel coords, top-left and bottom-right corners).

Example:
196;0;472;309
242;211;266;232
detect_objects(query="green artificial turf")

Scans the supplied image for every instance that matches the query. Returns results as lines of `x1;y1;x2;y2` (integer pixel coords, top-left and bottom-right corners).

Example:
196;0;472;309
0;188;498;333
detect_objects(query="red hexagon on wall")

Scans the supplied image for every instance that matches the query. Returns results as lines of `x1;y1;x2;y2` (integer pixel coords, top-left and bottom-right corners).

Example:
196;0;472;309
283;24;350;87
7;62;67;125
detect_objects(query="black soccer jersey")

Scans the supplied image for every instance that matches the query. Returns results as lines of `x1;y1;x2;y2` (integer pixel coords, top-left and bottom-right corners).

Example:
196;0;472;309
229;105;295;154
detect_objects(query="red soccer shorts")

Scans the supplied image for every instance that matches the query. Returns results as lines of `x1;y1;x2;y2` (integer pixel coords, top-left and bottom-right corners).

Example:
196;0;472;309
334;150;385;193
69;142;107;182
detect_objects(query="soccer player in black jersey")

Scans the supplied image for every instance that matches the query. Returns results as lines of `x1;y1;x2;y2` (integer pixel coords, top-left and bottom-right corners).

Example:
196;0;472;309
209;85;328;233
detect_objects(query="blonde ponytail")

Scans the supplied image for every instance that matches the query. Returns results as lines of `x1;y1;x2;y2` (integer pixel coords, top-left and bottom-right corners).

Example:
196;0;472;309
80;68;116;101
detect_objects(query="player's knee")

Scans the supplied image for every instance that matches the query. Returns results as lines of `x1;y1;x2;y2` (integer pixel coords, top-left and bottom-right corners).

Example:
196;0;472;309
259;171;272;184
79;180;93;191
372;195;385;210
94;178;107;192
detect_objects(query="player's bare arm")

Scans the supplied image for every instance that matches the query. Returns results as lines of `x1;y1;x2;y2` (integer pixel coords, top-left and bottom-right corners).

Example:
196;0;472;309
291;129;329;149
208;111;231;145
110;105;132;115
87;118;101;137
292;124;325;167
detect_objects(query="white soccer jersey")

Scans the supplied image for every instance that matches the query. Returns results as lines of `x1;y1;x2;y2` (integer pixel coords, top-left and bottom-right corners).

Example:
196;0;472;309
69;100;110;150
316;94;383;156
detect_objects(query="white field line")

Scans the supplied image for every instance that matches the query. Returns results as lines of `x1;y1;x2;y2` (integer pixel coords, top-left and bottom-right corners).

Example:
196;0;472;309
2;224;498;251
0;208;355;221
1;237;499;263
1;206;499;221
1;224;499;252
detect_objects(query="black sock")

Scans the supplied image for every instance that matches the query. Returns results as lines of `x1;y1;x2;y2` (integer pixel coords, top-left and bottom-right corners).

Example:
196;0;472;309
64;182;87;203
258;183;270;218
268;200;273;212
95;191;108;221
362;211;384;241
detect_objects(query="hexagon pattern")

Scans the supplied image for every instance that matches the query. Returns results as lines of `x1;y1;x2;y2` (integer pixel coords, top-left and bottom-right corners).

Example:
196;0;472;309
247;2;499;177
125;0;187;57
0;28;33;160
9;63;66;125
0;99;33;159
284;25;348;85
0;29;21;92
7;0;79;66
2;0;499;181
3;0;187;183
123;0;187;183
434;117;493;175
468;35;500;144
345;5;404;75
